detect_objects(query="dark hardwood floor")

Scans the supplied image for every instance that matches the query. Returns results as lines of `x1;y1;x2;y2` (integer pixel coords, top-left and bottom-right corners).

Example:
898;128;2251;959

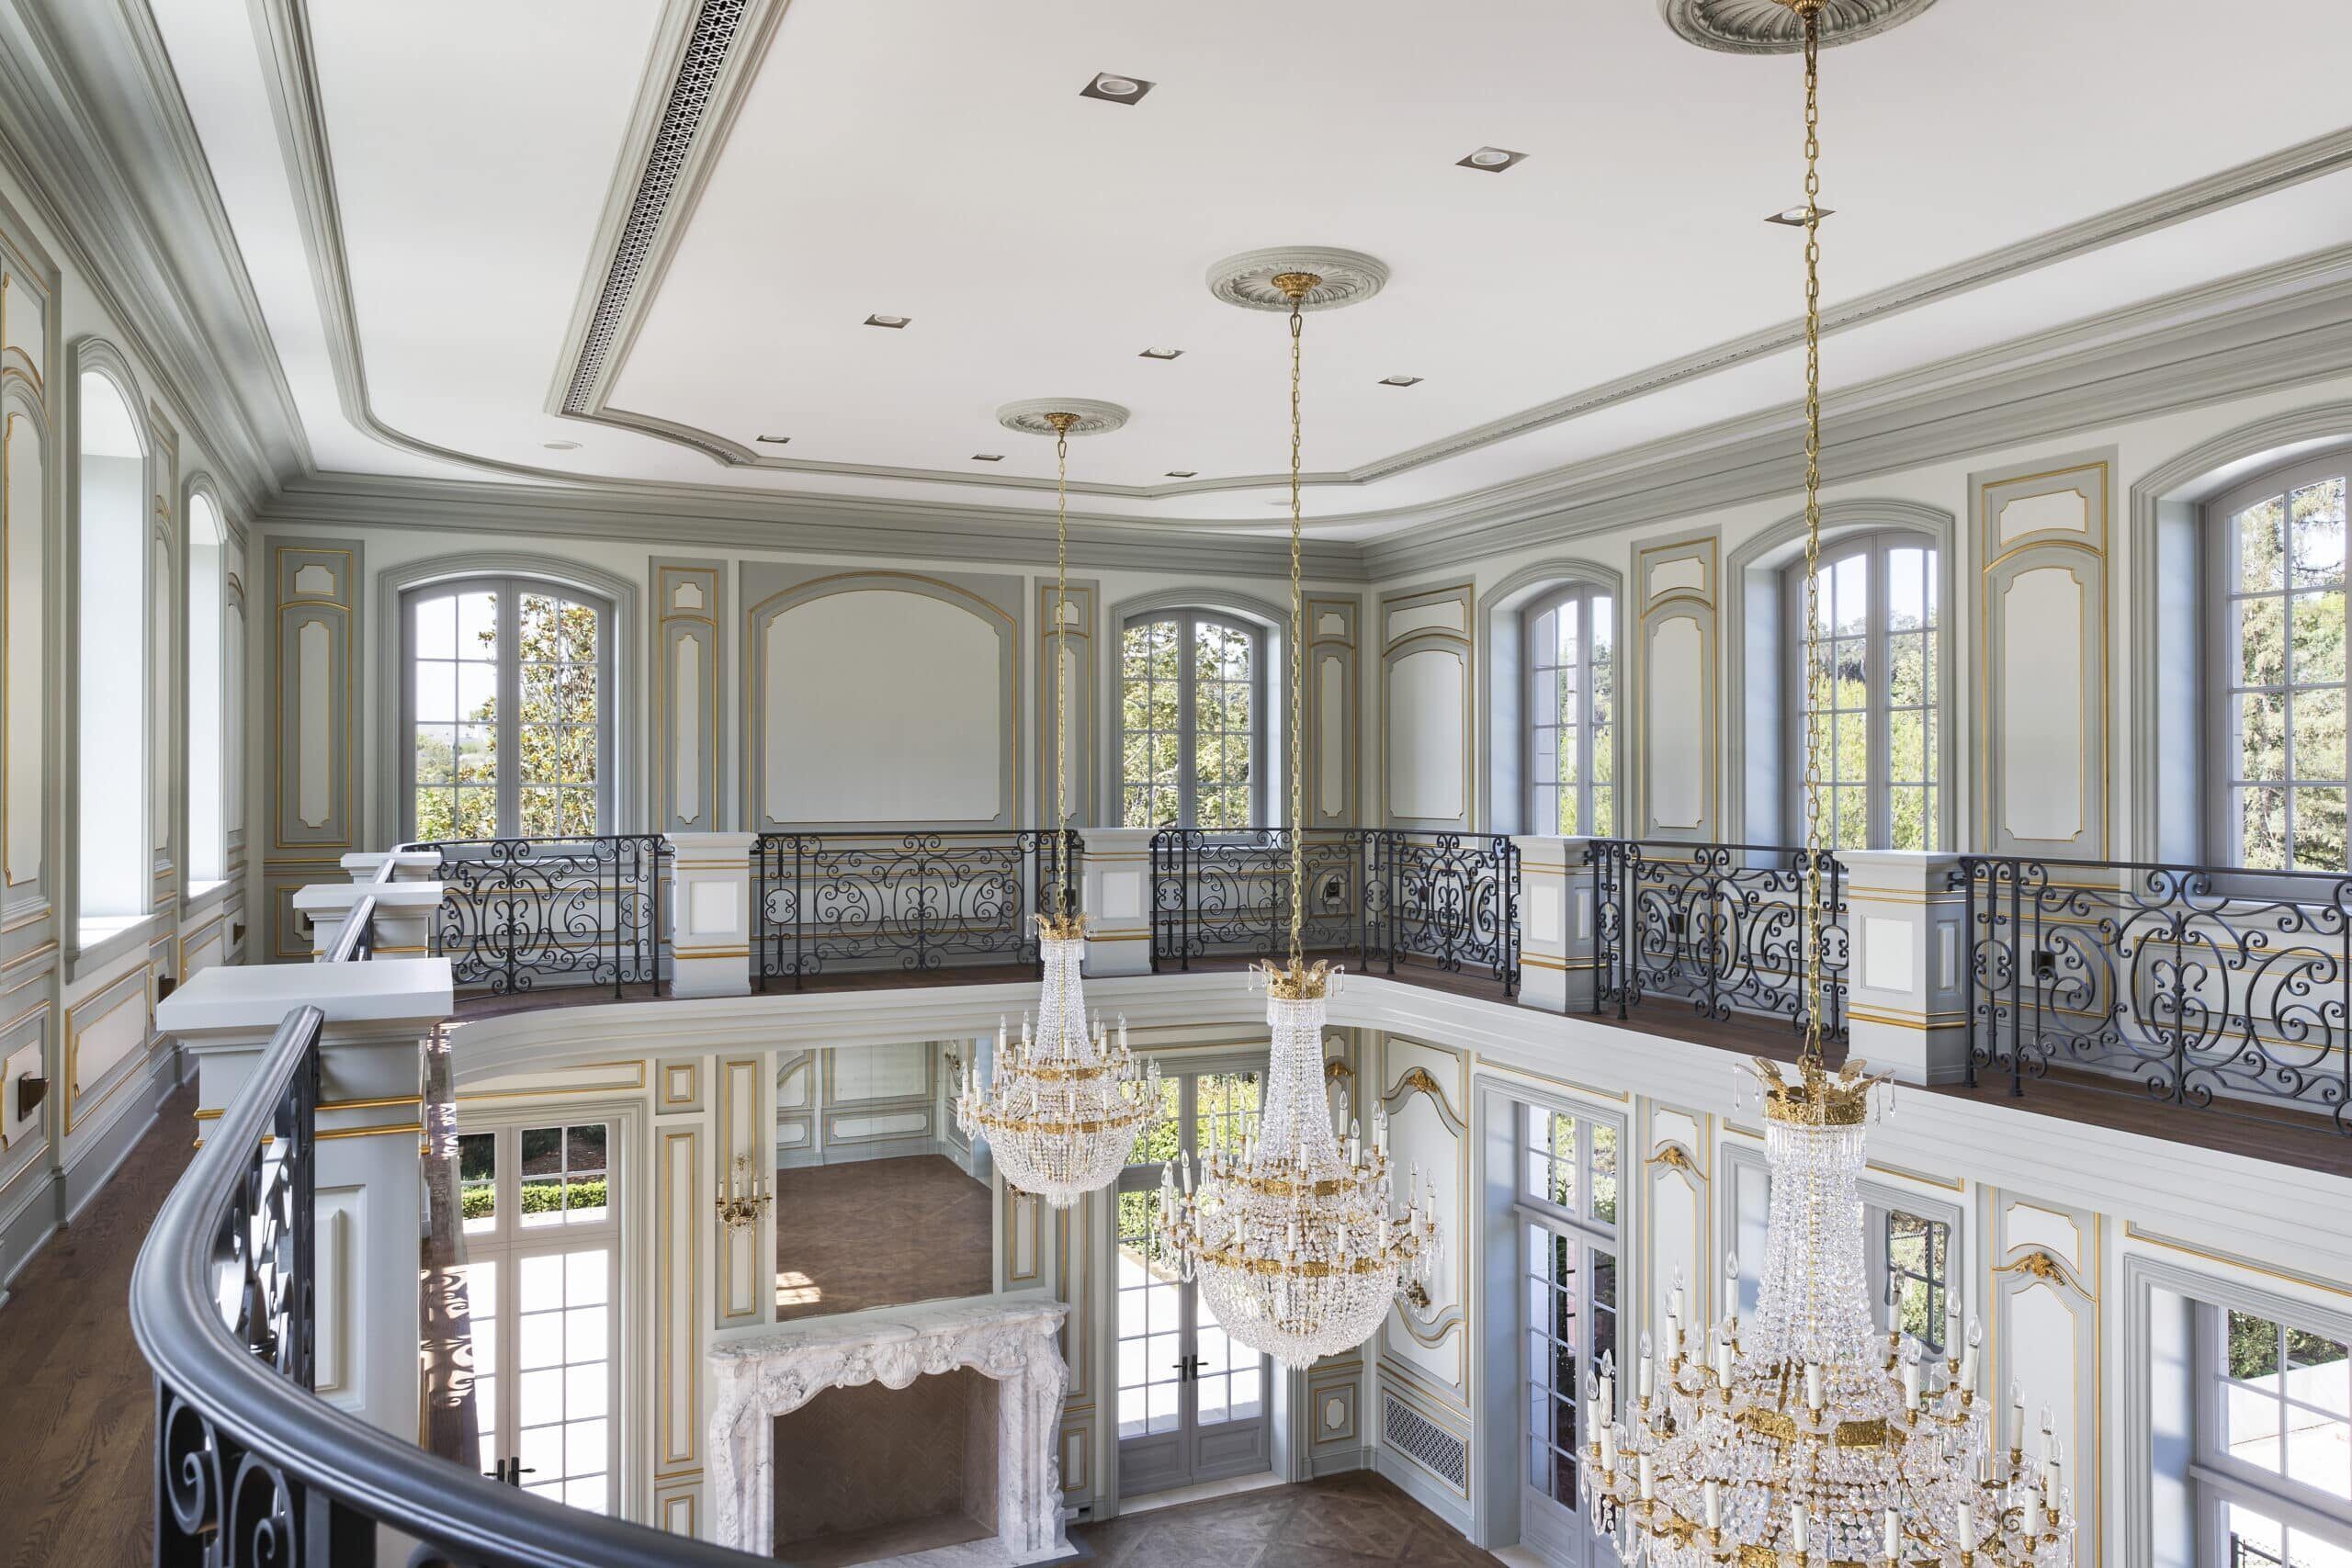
0;1083;195;1568
1069;1471;1502;1567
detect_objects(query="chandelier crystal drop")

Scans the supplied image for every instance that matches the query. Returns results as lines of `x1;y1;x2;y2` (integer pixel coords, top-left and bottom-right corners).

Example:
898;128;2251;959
1589;4;2072;1563
956;409;1157;1208
1159;267;1441;1371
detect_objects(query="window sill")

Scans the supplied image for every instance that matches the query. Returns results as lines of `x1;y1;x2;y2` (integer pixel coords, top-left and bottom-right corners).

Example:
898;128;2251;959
70;915;161;987
185;879;232;913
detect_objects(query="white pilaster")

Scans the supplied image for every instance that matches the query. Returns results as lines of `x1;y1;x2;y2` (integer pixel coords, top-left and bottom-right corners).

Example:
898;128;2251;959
1079;826;1155;977
669;833;756;998
1838;850;1970;1084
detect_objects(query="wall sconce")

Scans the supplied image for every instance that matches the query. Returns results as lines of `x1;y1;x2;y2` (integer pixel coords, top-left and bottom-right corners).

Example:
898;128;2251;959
714;1154;772;1230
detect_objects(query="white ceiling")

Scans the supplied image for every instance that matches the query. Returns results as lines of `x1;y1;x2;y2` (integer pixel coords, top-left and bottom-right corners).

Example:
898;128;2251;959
151;0;2352;537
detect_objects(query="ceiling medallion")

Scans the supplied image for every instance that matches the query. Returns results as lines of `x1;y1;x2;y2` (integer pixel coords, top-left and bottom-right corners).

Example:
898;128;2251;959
1205;248;1390;313
994;398;1131;438
1658;0;1936;54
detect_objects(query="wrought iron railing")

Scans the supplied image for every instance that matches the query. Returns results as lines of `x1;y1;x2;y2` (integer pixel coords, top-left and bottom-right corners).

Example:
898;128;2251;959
1149;827;1374;968
1588;839;1847;1037
133;866;760;1564
1953;855;2351;1132
1148;827;1521;998
754;829;1080;987
422;834;669;998
2232;1536;2290;1567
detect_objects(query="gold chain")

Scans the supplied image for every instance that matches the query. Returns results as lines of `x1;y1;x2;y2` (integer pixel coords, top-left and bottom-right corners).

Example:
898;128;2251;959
1287;296;1306;973
1056;424;1070;916
1798;2;1826;1071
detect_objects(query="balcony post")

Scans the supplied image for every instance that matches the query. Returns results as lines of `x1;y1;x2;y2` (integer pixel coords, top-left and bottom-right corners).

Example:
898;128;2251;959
1512;836;1592;1012
669;832;756;998
292;881;446;960
155;958;455;1446
1079;827;1156;977
1838;850;1970;1085
341;849;441;884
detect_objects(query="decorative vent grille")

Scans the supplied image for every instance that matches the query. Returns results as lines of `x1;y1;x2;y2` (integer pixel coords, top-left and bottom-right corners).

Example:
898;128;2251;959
562;0;751;414
1380;1392;1467;1493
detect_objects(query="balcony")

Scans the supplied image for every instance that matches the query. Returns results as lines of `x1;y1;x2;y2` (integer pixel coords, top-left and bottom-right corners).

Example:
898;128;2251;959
347;826;2352;1179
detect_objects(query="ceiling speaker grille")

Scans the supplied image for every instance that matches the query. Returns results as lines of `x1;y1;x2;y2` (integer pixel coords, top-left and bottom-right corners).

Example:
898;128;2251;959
562;0;751;414
1380;1392;1468;1493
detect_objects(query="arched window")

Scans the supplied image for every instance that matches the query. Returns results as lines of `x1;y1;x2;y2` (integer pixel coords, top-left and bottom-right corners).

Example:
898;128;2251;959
1521;584;1615;836
75;367;149;944
402;576;611;840
1783;532;1939;851
2209;450;2348;871
187;491;228;888
1118;611;1264;829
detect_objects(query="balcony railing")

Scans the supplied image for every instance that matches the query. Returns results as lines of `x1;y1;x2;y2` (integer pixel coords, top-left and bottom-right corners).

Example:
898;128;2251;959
754;829;1080;987
1954;854;2351;1132
132;868;759;1565
1150;828;1520;998
1589;839;1847;1038
423;833;669;998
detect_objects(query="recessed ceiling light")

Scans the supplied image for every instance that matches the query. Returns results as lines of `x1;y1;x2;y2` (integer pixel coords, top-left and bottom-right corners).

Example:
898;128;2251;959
865;313;911;328
1765;206;1836;226
1138;346;1184;361
1080;72;1154;105
542;439;581;451
1165;470;1198;479
1378;375;1422;388
755;434;789;445
971;453;1004;462
1457;146;1528;173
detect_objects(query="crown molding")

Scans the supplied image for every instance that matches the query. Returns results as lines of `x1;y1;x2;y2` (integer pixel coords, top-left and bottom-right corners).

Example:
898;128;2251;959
1358;243;2352;579
0;0;310;516
254;469;1375;581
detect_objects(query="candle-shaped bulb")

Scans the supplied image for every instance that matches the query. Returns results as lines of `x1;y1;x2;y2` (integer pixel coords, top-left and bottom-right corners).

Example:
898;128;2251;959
1804;1360;1825;1412
1883;1507;1901;1562
1637;1451;1656;1503
1702;1478;1722;1531
1790;1500;1809;1554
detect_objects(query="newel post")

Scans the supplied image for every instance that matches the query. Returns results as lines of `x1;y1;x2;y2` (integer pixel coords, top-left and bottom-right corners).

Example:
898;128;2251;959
1078;827;1156;978
669;832;757;998
1838;850;1970;1085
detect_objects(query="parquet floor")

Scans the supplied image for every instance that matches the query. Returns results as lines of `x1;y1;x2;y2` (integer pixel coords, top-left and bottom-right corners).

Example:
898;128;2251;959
1069;1471;1503;1567
0;1084;195;1568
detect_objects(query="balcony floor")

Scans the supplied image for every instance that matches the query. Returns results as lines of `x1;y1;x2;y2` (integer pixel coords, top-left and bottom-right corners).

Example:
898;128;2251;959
447;958;2352;1183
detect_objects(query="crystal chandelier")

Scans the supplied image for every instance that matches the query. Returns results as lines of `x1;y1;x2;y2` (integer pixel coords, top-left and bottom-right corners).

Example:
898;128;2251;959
1582;6;2074;1563
956;408;1158;1208
1157;267;1440;1371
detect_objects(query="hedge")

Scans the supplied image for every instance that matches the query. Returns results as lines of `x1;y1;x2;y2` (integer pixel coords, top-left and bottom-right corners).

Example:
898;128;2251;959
461;1178;607;1222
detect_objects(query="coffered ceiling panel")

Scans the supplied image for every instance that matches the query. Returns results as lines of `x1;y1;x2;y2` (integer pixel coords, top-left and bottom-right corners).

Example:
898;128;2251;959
150;0;2352;536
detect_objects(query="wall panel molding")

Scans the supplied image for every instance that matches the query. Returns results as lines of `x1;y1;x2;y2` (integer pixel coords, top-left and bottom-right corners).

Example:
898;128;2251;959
1380;582;1473;830
1634;533;1719;840
263;536;356;961
1306;594;1361;827
1972;452;2112;858
651;558;725;834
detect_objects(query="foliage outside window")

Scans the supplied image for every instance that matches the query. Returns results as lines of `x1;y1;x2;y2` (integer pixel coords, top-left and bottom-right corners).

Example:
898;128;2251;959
2222;1309;2351;1502
1119;612;1263;829
1786;534;1939;851
2220;465;2349;872
1523;585;1616;837
517;1122;608;1228
1883;1210;1950;1353
1523;1102;1620;1229
407;580;606;841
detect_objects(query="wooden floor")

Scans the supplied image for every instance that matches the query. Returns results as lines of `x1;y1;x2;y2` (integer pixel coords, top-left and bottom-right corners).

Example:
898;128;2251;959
0;1083;196;1568
1069;1471;1502;1567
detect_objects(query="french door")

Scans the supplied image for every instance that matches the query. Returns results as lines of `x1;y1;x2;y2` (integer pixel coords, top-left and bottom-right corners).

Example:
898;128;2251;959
454;1118;621;1514
1114;1068;1272;1496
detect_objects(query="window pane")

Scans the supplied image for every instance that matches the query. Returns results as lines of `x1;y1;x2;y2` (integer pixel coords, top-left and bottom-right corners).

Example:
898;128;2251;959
2242;497;2290;592
2292;592;2347;686
2293;691;2347;780
1590;1124;1619;1225
2240;787;2289;871
2291;478;2347;587
2294;790;2347;873
2240;694;2290;782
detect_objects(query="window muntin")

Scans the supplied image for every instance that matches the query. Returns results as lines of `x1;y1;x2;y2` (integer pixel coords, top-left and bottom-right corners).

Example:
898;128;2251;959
405;578;609;840
1119;612;1264;829
1883;1210;1951;1355
1784;533;1940;851
2219;465;2349;872
1524;585;1616;837
1522;1102;1620;1231
187;492;228;886
2222;1310;2350;1503
74;368;149;938
1525;1221;1619;1511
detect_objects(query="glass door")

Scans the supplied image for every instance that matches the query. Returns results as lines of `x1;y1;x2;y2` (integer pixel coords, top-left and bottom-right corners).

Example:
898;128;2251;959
1519;1102;1623;1565
1114;1068;1272;1497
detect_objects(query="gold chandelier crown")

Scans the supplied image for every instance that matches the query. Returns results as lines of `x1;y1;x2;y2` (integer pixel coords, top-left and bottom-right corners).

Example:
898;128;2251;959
1259;957;1335;1001
1034;911;1089;942
1754;1055;1883;1127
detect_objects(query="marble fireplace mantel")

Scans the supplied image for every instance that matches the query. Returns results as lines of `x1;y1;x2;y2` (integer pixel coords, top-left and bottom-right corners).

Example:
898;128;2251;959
707;1291;1072;1563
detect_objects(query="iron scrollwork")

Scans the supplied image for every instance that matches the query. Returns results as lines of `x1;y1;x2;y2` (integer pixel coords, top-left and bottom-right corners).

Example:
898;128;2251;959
754;829;1079;987
424;835;668;998
1589;839;1847;1037
1954;855;2351;1131
1148;827;1371;969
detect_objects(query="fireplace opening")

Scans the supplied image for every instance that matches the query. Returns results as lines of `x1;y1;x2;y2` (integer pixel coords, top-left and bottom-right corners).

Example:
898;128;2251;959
769;1367;1001;1566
